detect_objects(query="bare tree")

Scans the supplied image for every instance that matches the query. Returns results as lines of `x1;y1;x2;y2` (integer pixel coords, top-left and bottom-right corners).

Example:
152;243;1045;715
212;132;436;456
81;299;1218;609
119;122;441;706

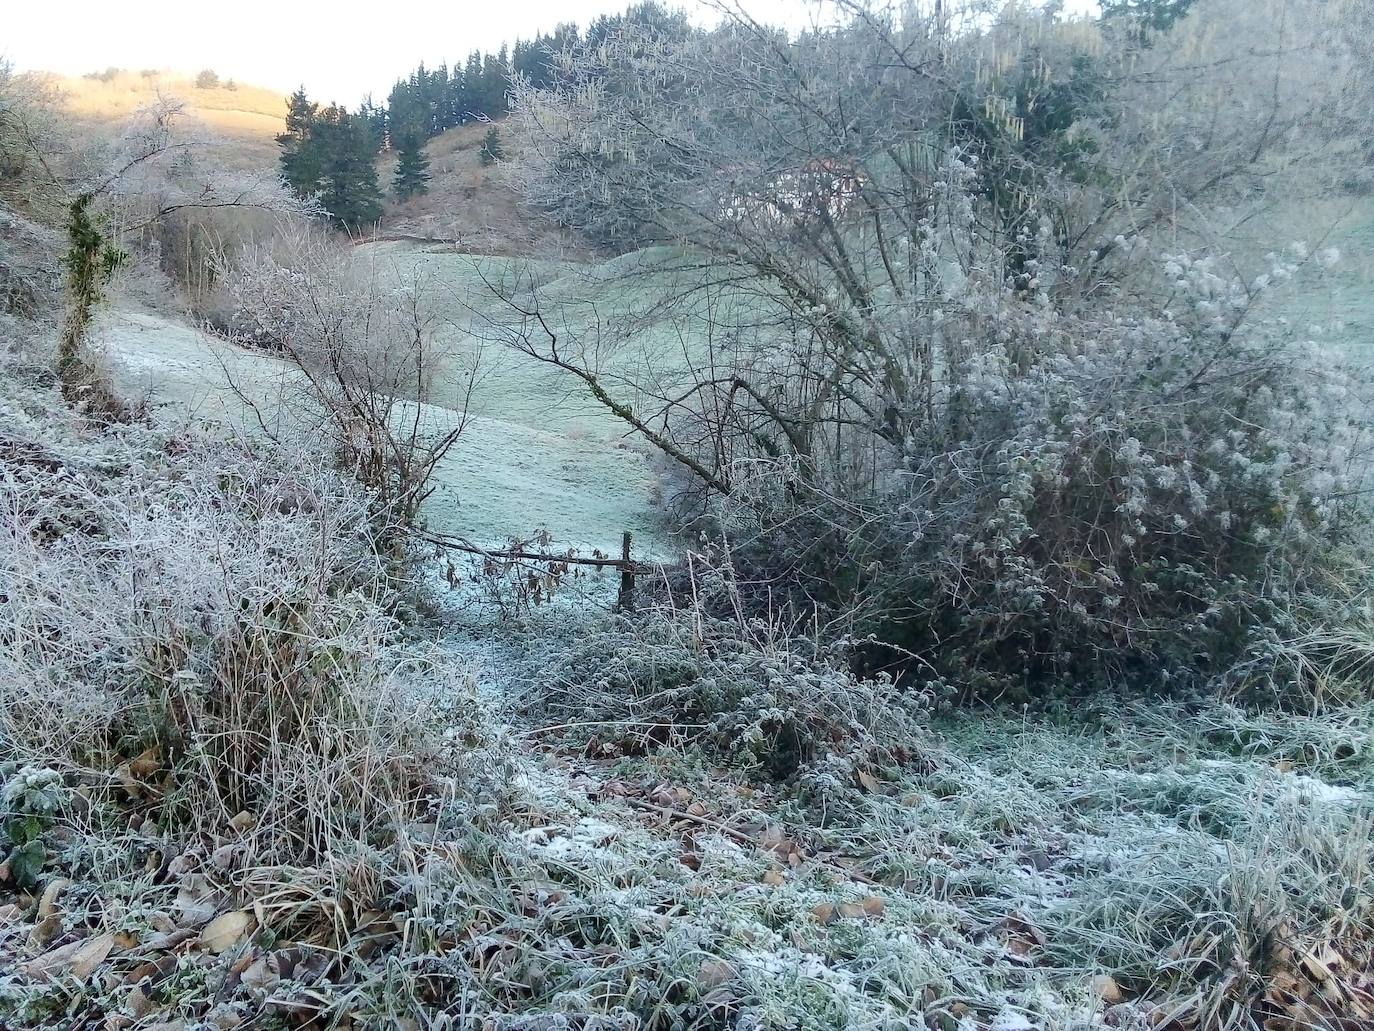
503;0;1363;501
495;0;1374;691
224;226;480;532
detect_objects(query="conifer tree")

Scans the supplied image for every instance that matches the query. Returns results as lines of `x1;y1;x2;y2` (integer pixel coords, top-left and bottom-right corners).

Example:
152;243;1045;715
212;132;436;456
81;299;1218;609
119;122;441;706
314;107;384;231
481;48;507;115
480;126;504;166
277;87;322;196
358;94;387;152
462;51;484;119
393;131;431;200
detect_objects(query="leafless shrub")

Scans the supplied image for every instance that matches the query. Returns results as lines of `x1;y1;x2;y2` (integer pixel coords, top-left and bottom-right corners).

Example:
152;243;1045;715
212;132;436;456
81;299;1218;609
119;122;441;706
223;225;479;531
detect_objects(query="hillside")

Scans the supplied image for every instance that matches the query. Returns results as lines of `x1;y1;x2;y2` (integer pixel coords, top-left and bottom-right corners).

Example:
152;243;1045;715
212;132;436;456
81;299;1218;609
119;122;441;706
44;69;285;169
378;120;585;258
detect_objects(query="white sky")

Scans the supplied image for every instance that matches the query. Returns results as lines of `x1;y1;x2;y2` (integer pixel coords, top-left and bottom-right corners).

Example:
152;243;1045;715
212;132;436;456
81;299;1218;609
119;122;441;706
5;0;1098;108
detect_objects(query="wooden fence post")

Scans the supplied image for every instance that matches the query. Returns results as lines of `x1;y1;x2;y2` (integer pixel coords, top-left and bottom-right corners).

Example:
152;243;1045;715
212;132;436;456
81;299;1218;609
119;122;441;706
617;531;635;612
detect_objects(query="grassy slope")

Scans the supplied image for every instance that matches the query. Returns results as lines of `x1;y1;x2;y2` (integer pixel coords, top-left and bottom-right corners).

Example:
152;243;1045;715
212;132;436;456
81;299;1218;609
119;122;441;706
377;121;585;258
94;306;667;555
97;239;792;556
45;70;285;170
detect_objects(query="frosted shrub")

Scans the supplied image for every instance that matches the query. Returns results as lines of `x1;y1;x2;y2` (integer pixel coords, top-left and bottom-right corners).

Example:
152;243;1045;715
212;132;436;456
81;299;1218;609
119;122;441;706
0;388;469;864
504;2;1374;703
724;245;1373;702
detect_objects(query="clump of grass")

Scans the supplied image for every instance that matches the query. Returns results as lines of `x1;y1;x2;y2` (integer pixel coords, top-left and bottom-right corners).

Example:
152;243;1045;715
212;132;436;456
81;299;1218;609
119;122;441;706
534;599;928;785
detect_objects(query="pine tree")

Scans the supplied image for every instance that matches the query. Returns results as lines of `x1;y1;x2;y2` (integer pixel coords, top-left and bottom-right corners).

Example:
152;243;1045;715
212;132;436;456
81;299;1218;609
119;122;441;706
480;126;504;166
393;131;431;200
461;51;483;120
277;87;322;196
314;107;384;231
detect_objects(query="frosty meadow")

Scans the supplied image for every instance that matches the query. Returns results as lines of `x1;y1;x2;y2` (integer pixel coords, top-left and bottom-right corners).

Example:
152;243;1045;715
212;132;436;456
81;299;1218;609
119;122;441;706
1;1;1373;1028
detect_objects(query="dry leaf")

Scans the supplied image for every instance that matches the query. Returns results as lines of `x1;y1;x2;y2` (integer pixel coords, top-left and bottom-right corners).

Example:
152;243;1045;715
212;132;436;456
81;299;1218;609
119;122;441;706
129;746;160;779
112;762;141;797
28;913;60;948
811;902;837;925
23;933;112;981
698;959;736;989
1005;935;1036;964
123;952;178;986
23;940;82;980
199;911;253;954
174;875;221;926
228;950;257;975
70;933;116;978
125;985;153;1018
701;987;735;1010
228;810;256;833
0;902;21;926
239;955;278;992
857;769;880;792
206;1003;245;1029
1091;973;1123;1004
761;870;785;886
211;843;239;870
1301;949;1336;982
37;877;70;920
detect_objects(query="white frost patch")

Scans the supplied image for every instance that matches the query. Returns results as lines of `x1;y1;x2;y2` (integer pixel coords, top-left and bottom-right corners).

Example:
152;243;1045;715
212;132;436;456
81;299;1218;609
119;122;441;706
531;817;625;861
989;1008;1038;1031
1285;773;1369;805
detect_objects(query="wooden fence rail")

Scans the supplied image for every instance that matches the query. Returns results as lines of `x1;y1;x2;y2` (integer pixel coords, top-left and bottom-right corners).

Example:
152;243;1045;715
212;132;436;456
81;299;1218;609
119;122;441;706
412;528;651;609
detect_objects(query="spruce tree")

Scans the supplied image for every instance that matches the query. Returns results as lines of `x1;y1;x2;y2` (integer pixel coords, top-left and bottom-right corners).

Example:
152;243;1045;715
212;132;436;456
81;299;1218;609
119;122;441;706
393;131;431;200
314;106;384;232
461;52;483;120
481;49;506;115
277;87;322;196
480;127;504;166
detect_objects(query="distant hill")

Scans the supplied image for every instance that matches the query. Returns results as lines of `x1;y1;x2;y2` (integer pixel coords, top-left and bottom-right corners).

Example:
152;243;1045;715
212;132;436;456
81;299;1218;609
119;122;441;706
43;69;286;169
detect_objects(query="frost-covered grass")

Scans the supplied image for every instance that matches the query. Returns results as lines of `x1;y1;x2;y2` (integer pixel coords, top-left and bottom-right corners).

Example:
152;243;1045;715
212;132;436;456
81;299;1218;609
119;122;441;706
1;364;1369;1027
95;306;666;555
457;609;1373;1030
7;198;1374;1028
